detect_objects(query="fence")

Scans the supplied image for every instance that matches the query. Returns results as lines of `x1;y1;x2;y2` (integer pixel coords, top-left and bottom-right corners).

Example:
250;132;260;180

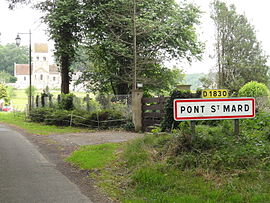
141;96;169;131
27;94;133;129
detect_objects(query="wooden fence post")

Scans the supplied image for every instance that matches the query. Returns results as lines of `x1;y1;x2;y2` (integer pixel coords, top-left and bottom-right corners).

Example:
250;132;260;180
132;90;144;132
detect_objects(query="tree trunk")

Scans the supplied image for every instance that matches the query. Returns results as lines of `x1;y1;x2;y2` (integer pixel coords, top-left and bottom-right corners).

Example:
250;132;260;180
115;83;130;95
61;56;70;94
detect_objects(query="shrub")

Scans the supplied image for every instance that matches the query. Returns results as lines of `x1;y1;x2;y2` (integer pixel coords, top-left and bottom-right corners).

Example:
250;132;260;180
238;81;270;112
25;85;37;97
44;109;71;126
58;93;75;110
28;108;54;122
161;89;201;131
0;83;8;100
238;81;270;97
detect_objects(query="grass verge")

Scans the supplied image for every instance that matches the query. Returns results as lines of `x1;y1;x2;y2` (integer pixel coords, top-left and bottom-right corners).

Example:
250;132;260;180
66;143;121;169
0;112;90;135
66;118;270;202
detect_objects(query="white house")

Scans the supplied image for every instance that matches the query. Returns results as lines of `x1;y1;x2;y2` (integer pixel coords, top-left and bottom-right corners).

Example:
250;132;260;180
14;43;61;89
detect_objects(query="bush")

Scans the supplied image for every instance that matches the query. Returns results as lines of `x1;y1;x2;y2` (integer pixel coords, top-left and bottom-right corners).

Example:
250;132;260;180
161;89;201;131
28;107;127;129
25;85;37;97
58;93;75;110
238;81;270;112
44;109;71;126
28;108;54;122
238;81;270;97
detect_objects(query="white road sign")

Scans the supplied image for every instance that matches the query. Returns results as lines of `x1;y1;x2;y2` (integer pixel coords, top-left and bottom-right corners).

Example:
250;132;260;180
174;98;255;121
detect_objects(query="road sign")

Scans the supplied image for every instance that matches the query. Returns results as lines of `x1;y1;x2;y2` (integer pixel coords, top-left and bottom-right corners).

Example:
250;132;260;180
202;89;229;98
174;98;255;121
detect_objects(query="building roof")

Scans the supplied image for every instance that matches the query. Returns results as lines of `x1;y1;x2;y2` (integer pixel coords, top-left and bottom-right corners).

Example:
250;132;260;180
49;64;59;74
15;64;31;75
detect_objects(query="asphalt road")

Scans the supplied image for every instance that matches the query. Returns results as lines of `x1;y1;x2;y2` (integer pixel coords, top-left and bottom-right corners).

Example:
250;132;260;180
0;124;92;203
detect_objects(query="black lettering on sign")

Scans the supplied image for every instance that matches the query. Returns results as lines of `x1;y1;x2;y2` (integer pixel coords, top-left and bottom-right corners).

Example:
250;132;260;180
238;105;243;112
245;104;249;111
231;105;236;112
194;106;199;113
187;106;192;113
211;105;216;113
180;106;185;113
201;106;205;113
223;105;230;112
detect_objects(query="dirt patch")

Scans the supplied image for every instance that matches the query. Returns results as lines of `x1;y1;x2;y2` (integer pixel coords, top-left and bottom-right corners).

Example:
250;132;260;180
2;122;143;203
47;131;143;146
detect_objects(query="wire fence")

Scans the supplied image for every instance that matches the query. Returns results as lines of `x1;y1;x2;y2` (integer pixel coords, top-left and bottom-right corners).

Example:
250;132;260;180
19;94;133;129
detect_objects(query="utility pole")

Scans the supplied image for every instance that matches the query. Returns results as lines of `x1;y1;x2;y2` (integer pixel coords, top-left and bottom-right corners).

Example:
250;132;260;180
132;0;137;90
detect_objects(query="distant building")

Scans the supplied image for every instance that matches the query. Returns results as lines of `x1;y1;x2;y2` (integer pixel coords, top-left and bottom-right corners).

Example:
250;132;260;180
14;43;61;89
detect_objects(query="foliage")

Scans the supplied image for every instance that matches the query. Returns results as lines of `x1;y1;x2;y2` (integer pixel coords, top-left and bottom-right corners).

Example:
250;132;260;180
199;71;218;89
0;44;28;75
211;0;269;92
44;109;71;126
184;73;205;90
0;84;8;100
57;93;75;111
24;85;37;97
241;112;270;140
78;0;203;94
28;107;126;129
161;89;201;131
0;71;17;83
238;81;270;98
28;107;53;122
38;0;82;94
66;121;270;202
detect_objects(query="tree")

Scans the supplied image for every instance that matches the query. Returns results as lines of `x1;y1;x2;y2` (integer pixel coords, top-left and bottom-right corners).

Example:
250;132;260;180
0;43;28;75
37;0;82;94
0;84;8;101
0;71;17;83
7;0;81;94
211;0;269;91
79;0;203;94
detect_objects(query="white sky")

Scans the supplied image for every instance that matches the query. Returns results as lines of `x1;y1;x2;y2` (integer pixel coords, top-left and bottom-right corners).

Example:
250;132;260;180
1;0;270;74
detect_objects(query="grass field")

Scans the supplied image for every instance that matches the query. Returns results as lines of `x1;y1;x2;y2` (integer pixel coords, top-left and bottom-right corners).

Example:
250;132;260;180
10;89;89;111
67;121;270;202
0;112;91;135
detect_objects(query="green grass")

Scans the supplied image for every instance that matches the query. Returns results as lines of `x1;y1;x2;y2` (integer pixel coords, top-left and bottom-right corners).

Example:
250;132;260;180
66;143;121;169
66;121;270;202
10;89;89;111
0;112;90;135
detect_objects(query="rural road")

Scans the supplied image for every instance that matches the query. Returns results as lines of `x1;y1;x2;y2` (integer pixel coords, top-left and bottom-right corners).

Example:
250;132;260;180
0;124;92;203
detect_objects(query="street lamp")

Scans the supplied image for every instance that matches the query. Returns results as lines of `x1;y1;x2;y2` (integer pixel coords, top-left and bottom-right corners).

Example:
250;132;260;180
15;30;32;112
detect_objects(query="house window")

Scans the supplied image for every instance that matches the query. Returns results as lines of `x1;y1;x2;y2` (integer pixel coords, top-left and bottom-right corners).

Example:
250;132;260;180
24;76;26;81
40;74;43;80
53;77;56;81
36;56;39;60
43;57;46;61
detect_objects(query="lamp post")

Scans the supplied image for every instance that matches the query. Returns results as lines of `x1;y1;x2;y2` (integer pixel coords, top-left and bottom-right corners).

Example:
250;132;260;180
15;30;32;112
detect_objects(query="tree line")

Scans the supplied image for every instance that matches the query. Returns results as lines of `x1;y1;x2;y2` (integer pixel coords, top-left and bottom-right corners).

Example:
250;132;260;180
0;43;28;83
6;0;270;95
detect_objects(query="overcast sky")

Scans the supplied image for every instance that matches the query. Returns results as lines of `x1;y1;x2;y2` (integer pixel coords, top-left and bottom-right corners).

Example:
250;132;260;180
1;0;270;74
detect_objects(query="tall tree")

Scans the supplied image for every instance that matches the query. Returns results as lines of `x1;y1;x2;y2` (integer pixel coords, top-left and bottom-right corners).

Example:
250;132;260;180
79;0;203;94
211;0;269;91
37;0;82;94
